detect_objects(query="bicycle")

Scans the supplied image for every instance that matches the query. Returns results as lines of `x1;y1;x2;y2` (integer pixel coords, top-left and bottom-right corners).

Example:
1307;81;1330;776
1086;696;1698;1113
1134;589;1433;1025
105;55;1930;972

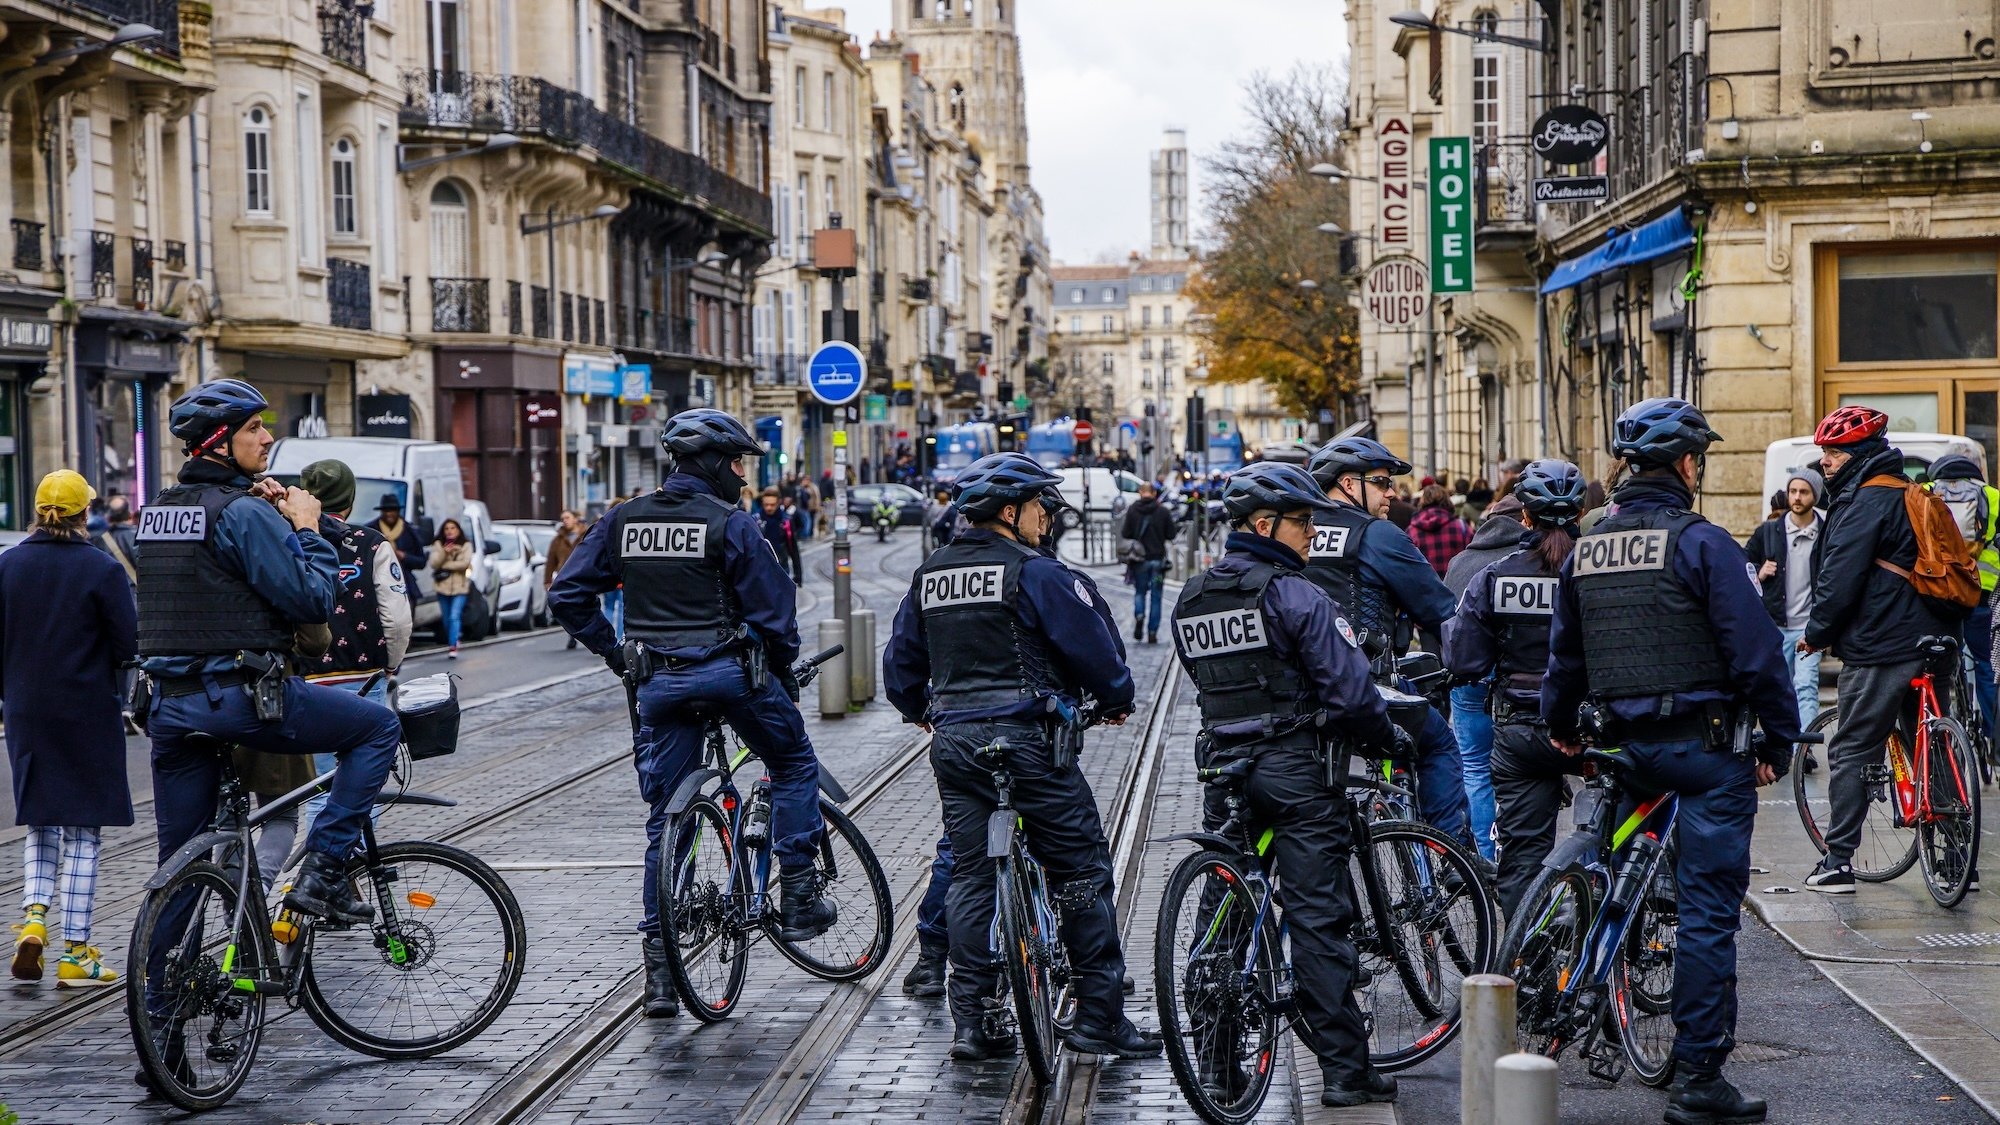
1155;747;1498;1125
656;646;895;1021
127;674;526;1112
1791;634;1982;907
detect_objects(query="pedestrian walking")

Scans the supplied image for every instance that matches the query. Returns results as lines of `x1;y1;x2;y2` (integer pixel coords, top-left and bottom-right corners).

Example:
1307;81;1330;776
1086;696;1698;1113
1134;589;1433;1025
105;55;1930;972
370;494;425;608
759;487;804;585
4;470;136;986
1408;484;1472;577
1745;466;1826;730
1118;481;1175;643
1441;493;1528;862
546;509;587;648
427;519;473;658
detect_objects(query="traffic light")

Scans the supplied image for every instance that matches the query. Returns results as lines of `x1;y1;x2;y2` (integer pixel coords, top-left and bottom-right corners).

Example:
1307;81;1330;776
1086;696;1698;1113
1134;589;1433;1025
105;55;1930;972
1185;394;1205;451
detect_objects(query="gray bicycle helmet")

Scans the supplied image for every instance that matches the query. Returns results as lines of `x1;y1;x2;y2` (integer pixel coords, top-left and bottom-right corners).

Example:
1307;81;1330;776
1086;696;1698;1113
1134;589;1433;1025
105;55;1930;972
1513;459;1588;524
169;378;269;455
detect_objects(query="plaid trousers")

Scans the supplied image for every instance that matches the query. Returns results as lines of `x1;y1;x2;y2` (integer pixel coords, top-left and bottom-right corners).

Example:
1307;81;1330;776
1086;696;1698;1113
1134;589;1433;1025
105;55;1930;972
22;826;102;946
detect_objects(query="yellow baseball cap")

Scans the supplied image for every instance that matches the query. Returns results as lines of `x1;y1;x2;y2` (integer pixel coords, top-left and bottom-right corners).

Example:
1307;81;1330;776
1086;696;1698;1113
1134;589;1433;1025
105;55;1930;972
34;470;95;516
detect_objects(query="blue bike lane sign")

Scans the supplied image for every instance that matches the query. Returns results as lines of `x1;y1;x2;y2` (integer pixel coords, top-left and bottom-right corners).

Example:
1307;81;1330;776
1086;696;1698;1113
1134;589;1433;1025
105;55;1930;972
806;341;866;407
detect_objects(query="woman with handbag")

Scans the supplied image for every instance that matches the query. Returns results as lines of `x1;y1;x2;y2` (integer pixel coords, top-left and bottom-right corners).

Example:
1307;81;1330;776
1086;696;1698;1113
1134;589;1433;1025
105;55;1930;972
427;518;472;657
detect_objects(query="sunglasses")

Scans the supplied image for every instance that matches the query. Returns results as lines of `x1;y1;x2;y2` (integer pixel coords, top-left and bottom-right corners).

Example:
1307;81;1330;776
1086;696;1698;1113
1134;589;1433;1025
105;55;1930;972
1360;475;1396;490
1276;513;1315;528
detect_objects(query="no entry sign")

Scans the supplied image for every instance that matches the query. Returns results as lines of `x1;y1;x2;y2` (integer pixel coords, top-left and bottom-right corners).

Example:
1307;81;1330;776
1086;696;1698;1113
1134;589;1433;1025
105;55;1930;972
1362;256;1429;329
1073;419;1096;442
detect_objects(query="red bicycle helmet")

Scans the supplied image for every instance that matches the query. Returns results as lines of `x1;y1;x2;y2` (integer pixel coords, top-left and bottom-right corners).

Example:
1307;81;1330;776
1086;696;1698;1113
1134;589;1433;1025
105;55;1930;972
1813;406;1888;447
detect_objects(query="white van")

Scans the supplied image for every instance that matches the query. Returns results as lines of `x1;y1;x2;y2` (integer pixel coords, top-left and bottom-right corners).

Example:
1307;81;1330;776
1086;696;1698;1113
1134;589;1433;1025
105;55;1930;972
1761;432;1984;505
1055;466;1144;517
266;437;501;641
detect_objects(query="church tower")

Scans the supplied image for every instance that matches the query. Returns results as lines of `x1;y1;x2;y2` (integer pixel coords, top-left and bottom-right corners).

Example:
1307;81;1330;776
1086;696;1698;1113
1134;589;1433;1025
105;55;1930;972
892;0;1031;189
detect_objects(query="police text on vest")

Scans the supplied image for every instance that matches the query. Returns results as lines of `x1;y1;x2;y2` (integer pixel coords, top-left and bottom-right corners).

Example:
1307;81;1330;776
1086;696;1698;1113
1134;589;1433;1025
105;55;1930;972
921;565;1006;608
137;506;207;541
1309;526;1352;558
621;522;707;557
1175;609;1269;656
1493;575;1559;615
1572;529;1669;575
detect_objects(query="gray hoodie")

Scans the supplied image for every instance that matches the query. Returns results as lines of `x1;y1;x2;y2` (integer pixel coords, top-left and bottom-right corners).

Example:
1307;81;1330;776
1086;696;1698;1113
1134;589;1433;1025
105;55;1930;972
1444;507;1530;601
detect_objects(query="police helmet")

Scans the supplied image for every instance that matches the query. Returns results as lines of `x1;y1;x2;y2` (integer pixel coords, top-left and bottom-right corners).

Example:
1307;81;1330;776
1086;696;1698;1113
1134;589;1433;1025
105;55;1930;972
1513;459;1588;524
1611;397;1720;467
660;408;766;459
1307;436;1413;488
169;379;270;453
951;453;1063;522
1222;462;1338;523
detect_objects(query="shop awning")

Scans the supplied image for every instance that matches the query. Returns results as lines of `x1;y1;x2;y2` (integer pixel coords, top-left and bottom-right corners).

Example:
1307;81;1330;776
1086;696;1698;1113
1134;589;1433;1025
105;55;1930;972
1539;210;1696;295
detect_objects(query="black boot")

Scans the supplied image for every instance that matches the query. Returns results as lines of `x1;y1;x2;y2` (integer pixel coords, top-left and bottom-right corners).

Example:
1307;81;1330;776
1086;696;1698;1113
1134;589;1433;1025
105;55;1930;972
285;851;372;925
1061;1016;1164;1058
1132;621;1144;642
1322;1066;1397;1107
902;948;947;997
642;936;679;1018
950;1023;1017;1061
778;867;838;941
1120;967;1136;995
1665;1073;1767;1124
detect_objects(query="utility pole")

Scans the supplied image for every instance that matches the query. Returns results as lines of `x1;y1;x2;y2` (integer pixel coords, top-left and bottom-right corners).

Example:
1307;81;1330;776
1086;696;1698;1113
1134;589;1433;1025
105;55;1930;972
814;215;860;625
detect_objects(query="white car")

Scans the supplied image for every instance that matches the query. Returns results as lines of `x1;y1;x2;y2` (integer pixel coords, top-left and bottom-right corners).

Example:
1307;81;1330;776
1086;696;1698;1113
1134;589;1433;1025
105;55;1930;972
1762;432;1983;503
491;521;552;630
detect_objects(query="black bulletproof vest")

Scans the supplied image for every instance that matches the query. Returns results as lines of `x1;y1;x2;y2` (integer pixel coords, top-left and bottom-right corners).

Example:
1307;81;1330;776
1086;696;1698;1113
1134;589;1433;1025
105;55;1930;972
1483;548;1560;710
312;520;390;674
1571;507;1730;701
914;533;1057;710
1303;503;1395;639
1172;561;1309;733
611;490;741;651
135;483;297;657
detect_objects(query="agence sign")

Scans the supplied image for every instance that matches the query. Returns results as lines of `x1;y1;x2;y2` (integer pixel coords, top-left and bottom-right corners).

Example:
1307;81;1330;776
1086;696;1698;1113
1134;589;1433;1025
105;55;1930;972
1376;113;1415;248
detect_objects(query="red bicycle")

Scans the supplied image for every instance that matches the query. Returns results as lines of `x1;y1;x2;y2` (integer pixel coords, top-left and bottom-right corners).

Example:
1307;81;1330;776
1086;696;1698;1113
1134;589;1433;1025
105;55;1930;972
1793;635;1982;908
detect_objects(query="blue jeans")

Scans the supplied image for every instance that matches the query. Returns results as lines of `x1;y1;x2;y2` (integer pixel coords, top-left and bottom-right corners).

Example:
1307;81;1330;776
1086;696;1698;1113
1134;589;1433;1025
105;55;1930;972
1777;626;1823;730
915;831;953;957
1449;682;1497;860
634;655;823;933
1132;559;1166;636
1620;735;1757;1075
300;676;390;843
1965;604;1995;748
1409;695;1471;847
438;593;466;647
602;589;625;643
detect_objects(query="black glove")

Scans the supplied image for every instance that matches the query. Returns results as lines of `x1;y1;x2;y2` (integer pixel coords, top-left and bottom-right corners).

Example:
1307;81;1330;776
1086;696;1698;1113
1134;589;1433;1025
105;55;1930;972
1388;723;1417;762
602;647;628;679
777;667;802;703
1751;730;1791;781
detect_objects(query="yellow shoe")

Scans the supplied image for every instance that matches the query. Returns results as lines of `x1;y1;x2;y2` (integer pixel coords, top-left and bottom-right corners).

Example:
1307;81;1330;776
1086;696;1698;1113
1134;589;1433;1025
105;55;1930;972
55;945;116;988
10;912;46;981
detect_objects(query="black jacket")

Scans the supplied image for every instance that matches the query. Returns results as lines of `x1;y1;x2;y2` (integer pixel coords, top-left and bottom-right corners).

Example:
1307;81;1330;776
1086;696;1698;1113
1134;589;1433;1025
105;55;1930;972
1743;514;1814;626
1806;446;1956;665
1120;498;1175;561
1443;515;1527;600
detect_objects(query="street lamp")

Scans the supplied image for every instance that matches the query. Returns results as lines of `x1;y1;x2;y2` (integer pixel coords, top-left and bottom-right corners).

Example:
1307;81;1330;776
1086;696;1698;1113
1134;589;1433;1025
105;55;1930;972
398;132;521;173
1296;279;1321;292
1388;9;1547;51
519;205;623;343
35;22;163;64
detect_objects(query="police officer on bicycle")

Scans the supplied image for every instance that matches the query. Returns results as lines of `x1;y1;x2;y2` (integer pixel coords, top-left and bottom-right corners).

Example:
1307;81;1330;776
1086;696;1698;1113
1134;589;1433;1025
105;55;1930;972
1543;398;1805;1125
883;452;1160;1062
1302;437;1474;850
1171;462;1405;1108
139;380;403;927
549;408;833;1021
1442;459;1587;917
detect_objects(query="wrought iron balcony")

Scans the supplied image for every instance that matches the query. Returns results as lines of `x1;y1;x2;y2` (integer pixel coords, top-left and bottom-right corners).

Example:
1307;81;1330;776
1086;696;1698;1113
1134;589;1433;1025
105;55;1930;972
64;0;181;56
90;231;115;299
329;257;371;330
11;220;42;272
431;277;489;333
506;280;523;335
162;239;186;271
129;237;154;309
902;277;931;301
1475;140;1531;228
318;0;368;72
531;285;551;338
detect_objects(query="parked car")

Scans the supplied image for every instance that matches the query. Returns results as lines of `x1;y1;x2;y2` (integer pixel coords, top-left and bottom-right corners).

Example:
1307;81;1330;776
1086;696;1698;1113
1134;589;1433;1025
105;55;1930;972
847;483;926;527
487;525;549;630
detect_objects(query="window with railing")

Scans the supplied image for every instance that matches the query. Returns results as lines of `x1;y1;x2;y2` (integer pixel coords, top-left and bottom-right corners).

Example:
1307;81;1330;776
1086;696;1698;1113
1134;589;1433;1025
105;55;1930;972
163;240;187;271
561;292;574;342
319;0;368;71
91;231;116;299
328;257;371;330
330;138;358;237
130;238;154;309
507;280;523;335
431;277;489;332
11;220;41;272
531;285;550;338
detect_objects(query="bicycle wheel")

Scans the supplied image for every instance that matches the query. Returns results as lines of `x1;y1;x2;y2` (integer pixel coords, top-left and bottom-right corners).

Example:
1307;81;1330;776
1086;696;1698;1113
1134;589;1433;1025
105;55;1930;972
767;797;894;982
1792;706;1918;882
125;859;268;1112
659;797;750;1022
998;850;1061;1085
1154;851;1282;1125
299;841;526;1058
1498;866;1591;1058
1918;716;1982;909
1355;819;1496;1070
1614;840;1678;1087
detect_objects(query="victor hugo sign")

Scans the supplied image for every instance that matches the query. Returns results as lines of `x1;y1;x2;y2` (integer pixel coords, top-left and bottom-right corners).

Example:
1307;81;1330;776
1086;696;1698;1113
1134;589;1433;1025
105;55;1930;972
1530;105;1610;166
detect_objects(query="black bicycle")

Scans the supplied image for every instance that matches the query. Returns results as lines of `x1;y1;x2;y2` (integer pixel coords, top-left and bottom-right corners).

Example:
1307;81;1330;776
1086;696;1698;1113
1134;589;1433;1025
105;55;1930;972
127;675;525;1111
656;647;895;1020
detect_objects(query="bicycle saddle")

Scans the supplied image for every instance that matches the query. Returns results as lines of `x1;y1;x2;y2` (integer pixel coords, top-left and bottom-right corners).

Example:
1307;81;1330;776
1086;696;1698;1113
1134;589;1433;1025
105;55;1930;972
1918;634;1961;669
1197;758;1254;788
975;737;1012;761
1581;747;1631;771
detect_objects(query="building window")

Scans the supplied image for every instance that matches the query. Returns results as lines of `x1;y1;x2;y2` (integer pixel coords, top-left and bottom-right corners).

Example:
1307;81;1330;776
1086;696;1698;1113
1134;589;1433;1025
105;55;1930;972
623;54;639;125
1101;314;1113;332
1141;305;1152;327
244;107;272;216
1138;276;1151;291
330;137;357;237
1163;305;1173;327
1069;315;1080;333
1472;53;1500;146
794;66;807;127
825;174;838;225
776;183;792;258
1069;287;1083;303
822;72;834;131
796;172;810;257
1835;249;1998;363
948;83;967;130
429;180;470;276
1100;286;1114;302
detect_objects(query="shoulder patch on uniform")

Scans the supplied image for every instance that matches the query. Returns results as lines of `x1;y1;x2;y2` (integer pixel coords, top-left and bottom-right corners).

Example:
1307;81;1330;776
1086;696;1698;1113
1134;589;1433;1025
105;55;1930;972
1744;561;1759;588
1334;615;1359;648
1074;578;1093;605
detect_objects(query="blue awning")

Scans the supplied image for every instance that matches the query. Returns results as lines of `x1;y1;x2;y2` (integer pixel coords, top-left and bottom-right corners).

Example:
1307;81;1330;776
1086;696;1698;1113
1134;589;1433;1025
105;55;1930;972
1540;210;1696;295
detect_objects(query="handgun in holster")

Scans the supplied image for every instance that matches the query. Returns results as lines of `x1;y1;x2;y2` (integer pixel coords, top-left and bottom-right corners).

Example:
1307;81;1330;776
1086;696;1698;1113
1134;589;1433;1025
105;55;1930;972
236;650;288;723
735;627;770;692
620;639;655;684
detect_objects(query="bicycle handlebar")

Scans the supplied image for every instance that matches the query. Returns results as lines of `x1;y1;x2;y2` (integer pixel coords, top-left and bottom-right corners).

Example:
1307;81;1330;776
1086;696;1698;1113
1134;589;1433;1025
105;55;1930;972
791;644;845;689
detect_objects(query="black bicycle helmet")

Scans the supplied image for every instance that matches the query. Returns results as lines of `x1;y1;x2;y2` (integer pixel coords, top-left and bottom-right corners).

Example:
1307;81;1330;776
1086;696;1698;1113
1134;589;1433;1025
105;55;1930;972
660;408;766;459
1307;436;1413;487
951;453;1063;522
169;378;269;455
1612;397;1720;467
1513;459;1588;524
1221;462;1337;523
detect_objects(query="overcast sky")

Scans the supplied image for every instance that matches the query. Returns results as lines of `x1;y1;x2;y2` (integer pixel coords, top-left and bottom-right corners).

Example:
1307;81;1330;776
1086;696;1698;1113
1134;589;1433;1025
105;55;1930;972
835;1;1348;263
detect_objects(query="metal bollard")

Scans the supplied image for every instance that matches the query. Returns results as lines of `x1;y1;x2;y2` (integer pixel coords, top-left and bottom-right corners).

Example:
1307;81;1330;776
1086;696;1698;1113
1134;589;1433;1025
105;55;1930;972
848;608;876;703
1459;974;1518;1125
817;618;850;719
1493;1053;1558;1124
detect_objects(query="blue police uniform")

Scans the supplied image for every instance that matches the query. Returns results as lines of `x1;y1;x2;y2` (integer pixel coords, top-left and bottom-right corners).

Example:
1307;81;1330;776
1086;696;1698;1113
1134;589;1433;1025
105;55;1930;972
549;474;823;936
1543;474;1805;1078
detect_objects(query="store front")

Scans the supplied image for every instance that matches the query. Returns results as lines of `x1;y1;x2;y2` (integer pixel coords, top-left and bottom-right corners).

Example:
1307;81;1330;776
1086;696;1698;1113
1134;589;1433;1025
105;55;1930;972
0;290;53;528
435;345;563;521
220;353;356;439
75;307;186;508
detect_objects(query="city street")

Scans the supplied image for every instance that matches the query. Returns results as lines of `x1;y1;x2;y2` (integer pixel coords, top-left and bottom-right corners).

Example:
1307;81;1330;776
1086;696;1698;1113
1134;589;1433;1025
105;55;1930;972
1;530;1991;1124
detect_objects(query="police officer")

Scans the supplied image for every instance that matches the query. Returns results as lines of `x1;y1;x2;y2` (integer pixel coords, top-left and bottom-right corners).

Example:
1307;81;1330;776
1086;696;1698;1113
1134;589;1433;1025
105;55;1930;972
1171;462;1404;1108
549;408;833;1022
883;453;1160;1062
139;382;404;925
1543;398;1805;1125
1442;460;1586;917
1303;437;1474;849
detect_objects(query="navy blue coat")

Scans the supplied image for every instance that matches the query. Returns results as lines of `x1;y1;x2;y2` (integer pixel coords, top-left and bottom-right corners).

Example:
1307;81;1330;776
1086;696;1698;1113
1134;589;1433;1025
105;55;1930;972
1;532;138;826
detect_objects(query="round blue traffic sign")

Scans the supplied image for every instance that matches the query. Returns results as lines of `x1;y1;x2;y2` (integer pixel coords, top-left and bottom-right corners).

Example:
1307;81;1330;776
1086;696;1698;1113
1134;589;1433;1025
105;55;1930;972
806;341;867;407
